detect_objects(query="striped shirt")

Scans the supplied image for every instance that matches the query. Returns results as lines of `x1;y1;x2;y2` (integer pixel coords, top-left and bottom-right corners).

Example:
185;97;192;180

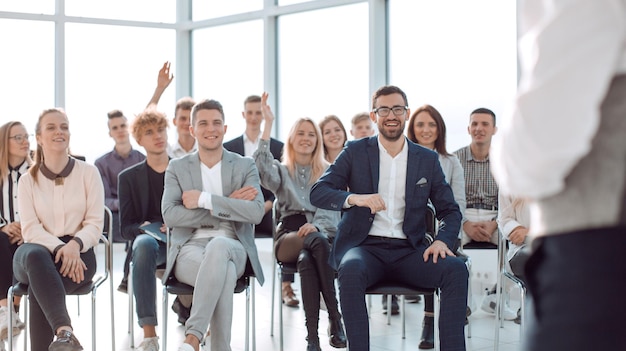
0;161;28;226
454;145;498;209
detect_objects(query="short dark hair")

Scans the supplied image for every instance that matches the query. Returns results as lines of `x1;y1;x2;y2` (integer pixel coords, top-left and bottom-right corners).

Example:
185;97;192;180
107;109;124;119
371;85;408;110
192;99;225;125
244;95;261;107
470;107;496;126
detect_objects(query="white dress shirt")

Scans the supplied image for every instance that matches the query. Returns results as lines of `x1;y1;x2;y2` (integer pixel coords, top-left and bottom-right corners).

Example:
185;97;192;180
368;137;408;239
493;0;626;199
243;133;260;158
196;161;237;239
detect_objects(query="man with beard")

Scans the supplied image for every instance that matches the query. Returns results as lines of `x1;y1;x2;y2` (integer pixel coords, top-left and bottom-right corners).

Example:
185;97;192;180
310;85;466;351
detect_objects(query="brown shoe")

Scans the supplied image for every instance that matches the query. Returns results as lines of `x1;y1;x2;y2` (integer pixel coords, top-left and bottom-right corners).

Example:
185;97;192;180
282;284;300;307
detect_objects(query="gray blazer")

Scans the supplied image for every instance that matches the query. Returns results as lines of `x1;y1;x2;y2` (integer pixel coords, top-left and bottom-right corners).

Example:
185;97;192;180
161;149;265;285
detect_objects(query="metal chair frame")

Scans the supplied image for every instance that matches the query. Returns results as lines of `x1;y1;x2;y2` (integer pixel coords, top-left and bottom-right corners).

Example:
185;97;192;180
7;206;116;351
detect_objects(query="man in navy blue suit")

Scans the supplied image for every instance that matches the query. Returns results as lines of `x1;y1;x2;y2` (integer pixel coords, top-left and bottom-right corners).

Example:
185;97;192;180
310;85;467;351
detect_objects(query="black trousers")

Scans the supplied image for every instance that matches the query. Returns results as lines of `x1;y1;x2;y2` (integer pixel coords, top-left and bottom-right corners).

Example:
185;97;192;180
0;231;19;300
524;226;626;351
13;241;96;351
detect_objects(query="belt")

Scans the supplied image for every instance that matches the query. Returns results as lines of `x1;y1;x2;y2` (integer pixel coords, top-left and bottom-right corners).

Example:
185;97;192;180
467;203;498;211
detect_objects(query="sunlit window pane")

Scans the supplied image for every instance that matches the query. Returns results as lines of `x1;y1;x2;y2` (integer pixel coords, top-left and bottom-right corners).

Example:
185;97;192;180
0;19;55;134
65;0;175;23
389;0;517;152
0;1;54;14
192;0;262;21
278;2;369;141
65;23;176;162
192;20;264;142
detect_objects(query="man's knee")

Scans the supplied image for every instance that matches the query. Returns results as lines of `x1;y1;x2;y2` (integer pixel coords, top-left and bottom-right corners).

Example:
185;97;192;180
132;235;158;262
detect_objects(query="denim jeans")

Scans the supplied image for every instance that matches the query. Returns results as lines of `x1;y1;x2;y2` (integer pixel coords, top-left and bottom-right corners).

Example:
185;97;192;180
131;234;167;327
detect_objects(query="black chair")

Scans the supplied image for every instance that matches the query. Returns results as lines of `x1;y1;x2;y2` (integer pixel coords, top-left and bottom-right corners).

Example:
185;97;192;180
161;228;256;351
7;206;116;351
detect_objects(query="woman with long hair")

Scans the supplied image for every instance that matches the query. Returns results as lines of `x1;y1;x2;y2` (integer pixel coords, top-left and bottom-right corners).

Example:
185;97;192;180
14;108;104;351
254;93;346;351
0;121;31;344
408;104;466;349
319;115;347;163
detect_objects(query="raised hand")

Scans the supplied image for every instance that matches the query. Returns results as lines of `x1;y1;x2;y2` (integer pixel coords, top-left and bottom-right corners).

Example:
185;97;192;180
157;61;174;89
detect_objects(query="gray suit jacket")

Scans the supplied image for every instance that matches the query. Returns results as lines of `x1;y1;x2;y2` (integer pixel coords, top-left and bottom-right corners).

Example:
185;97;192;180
161;149;265;285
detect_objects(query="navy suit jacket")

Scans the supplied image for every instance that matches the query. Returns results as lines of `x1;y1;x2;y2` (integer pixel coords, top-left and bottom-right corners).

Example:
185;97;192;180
224;135;284;233
310;137;461;269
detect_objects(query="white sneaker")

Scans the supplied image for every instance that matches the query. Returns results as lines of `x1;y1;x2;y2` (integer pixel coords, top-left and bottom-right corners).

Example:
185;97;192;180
480;293;517;320
137;337;160;351
177;343;194;351
0;306;21;340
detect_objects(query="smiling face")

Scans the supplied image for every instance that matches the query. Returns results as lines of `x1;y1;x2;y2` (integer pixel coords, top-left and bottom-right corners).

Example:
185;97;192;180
468;112;497;147
290;120;318;157
36;111;70;154
191;108;227;152
371;92;409;142
8;124;31;162
322;120;346;153
412;111;438;149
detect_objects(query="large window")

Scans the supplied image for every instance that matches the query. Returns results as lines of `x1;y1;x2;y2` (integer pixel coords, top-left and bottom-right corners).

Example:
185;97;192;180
192;0;263;21
278;2;369;141
0;19;55;136
65;23;175;162
65;0;175;23
389;0;517;152
192;20;264;142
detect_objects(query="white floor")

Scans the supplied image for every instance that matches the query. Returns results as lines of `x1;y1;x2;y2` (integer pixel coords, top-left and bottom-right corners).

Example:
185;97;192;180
5;237;524;351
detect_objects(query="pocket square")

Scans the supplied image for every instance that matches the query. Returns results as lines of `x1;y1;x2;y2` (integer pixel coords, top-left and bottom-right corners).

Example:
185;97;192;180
416;177;428;186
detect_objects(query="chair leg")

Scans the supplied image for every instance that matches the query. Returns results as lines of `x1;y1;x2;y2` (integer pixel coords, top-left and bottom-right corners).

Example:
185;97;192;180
386;295;391;325
129;265;134;348
162;286;169;351
401;295;406;339
279;270;284;351
465;256;472;338
92;290;97;351
7;286;13;351
270;262;276;337
251;279;256;351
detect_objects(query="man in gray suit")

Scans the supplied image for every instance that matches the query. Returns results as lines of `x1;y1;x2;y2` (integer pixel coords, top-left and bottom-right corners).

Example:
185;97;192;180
161;99;265;351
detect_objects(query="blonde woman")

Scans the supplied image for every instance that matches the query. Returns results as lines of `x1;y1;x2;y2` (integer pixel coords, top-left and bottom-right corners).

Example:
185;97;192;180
319;115;347;163
0;121;31;344
15;108;104;351
254;93;346;351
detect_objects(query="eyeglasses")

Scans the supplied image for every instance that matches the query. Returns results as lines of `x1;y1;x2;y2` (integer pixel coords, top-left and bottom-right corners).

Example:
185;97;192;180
8;134;31;143
373;106;408;117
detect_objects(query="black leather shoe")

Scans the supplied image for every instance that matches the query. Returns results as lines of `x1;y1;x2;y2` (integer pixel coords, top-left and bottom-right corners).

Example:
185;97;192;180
171;297;191;325
418;316;435;349
514;308;521;325
382;295;399;315
49;329;83;351
328;318;347;348
117;277;128;294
